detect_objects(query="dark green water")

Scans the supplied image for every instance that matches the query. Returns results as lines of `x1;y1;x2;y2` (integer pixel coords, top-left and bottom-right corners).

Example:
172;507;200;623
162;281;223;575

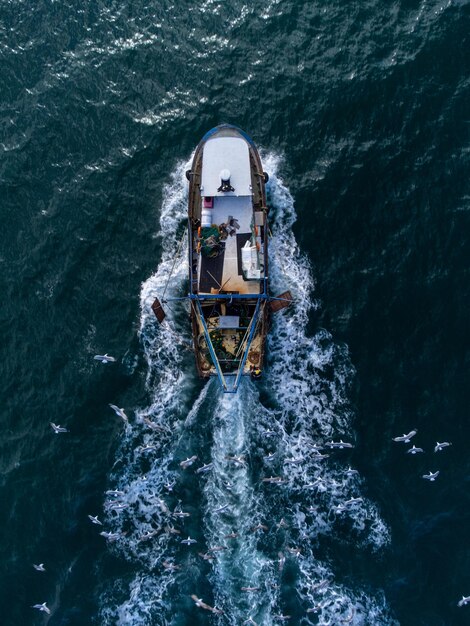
1;1;469;625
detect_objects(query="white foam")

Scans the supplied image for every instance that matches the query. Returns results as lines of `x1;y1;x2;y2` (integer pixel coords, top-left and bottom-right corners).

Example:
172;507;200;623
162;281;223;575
99;153;396;625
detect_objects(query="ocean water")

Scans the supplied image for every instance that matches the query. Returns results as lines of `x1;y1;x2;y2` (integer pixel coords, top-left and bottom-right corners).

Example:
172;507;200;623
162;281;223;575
0;1;469;625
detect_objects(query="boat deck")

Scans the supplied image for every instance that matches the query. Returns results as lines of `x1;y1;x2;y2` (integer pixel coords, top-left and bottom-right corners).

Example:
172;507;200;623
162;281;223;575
197;195;264;295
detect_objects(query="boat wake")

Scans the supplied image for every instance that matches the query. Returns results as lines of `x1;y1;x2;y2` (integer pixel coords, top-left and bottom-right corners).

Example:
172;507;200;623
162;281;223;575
98;156;398;625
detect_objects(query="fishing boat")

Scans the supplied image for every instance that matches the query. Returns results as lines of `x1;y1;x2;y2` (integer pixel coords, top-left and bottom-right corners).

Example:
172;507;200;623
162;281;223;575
152;124;292;393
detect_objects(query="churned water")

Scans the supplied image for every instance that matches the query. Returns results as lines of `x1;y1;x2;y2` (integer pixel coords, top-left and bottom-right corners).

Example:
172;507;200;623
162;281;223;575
1;1;469;625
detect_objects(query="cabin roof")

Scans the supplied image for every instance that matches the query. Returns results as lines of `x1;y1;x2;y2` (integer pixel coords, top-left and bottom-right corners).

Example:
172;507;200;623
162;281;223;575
201;137;252;197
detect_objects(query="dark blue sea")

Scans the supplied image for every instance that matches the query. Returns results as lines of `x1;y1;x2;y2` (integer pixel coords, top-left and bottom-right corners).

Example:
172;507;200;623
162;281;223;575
1;1;469;624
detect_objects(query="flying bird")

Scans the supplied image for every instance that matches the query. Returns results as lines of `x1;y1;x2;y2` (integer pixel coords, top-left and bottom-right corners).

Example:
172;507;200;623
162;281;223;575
190;594;224;613
181;536;197;545
142;417;167;431
434;441;452;452
107;502;128;511
180;455;198;469
458;595;470;607
345;467;359;476
422;471;440;481
407;445;424;454
109;404;128;422
225;454;246;466
344;497;363;506
99;531;124;541
212;504;229;514
251;524;268;532
327;440;354;449
224;531;239;539
50;423;68;433
31;602;51;614
196;463;213;474
33;563;46;572
94;354;116;363
392;430;417;443
138;530;159;541
284;456;306;465
198;552;215;561
191;595;213;611
262;476;285;484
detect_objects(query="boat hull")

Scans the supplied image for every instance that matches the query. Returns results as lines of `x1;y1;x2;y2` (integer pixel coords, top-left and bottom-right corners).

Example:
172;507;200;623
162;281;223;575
187;124;269;392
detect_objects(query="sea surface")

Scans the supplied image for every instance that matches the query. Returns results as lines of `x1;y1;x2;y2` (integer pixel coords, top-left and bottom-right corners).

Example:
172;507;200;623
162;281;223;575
1;1;469;625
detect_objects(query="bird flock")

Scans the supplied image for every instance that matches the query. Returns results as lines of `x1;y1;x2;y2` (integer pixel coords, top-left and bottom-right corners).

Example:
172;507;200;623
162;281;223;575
31;357;468;620
391;429;452;482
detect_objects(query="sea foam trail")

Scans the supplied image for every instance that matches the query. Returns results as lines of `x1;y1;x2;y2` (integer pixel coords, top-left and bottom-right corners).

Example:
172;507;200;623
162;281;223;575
99;155;397;625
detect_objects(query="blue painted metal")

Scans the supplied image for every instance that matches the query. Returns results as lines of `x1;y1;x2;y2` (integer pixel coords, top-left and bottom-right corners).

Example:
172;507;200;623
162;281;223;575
233;299;262;390
189;293;267;301
195;300;228;392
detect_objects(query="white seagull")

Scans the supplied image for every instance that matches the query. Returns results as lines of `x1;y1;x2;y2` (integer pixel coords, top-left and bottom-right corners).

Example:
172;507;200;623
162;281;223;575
31;602;51;614
344;497;363;506
434;441;452;452
225;454;246;466
88;515;103;525
190;595;224;614
33;563;46;572
196;462;213;474
212;504;229;514
458;595;470;607
180;455;198;469
181;536;197;545
407;445;424;454
261;476;285;484
109;404;128;422
50;423;68;433
345;467;359;476
422;471;440;481
327;440;354;449
107;502;128;511
94;353;116;363
191;595;213;611
100;531;124;541
392;429;417;443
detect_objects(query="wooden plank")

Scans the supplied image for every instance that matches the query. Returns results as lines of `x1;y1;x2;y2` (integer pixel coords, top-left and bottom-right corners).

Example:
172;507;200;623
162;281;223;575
269;291;293;312
151;298;166;323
